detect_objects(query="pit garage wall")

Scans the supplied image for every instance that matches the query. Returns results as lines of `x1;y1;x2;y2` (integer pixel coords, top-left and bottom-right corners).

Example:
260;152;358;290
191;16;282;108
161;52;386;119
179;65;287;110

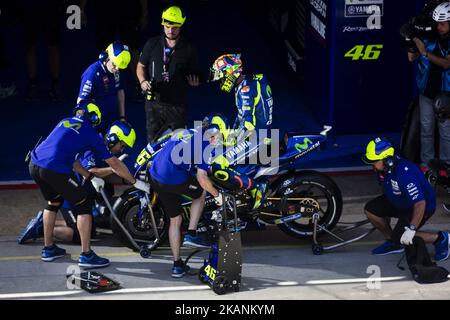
299;0;426;134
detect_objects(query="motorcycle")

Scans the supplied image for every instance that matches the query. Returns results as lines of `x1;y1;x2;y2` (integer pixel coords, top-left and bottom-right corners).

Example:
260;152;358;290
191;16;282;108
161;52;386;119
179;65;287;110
110;126;343;250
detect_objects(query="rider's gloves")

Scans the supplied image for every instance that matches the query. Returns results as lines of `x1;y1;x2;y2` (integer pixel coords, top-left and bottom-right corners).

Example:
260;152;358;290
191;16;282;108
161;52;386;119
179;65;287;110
118;154;128;161
214;193;224;206
225;131;237;147
91;176;105;193
236;123;256;143
400;225;416;245
134;179;150;193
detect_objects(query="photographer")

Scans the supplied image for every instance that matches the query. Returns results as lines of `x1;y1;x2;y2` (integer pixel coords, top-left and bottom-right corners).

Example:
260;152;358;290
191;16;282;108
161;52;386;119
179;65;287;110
407;2;450;171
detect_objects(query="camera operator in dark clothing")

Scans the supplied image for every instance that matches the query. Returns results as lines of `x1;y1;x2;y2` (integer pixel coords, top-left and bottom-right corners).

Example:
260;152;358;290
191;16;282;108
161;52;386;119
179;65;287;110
407;2;450;171
136;5;201;143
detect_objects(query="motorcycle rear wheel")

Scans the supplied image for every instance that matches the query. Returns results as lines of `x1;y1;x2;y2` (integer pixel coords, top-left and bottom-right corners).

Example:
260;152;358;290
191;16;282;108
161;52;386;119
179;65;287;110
276;172;343;238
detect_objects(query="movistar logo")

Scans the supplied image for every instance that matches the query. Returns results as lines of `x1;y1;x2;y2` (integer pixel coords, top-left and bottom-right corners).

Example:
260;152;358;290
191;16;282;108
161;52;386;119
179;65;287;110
60;120;82;132
295;138;313;152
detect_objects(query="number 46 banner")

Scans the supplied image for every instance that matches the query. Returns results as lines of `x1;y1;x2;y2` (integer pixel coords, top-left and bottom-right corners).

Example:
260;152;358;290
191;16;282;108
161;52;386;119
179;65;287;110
344;44;383;61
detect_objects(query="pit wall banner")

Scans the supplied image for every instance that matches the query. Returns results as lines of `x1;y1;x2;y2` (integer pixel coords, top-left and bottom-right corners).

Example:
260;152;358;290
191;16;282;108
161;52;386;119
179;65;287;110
303;0;424;134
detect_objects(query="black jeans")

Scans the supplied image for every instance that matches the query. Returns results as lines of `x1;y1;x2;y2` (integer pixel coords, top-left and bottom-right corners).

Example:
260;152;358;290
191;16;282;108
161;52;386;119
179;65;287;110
145;101;186;143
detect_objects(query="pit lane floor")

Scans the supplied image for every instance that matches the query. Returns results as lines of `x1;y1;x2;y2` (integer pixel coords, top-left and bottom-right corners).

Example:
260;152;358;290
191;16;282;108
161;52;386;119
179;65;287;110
1;175;450;300
1;218;450;300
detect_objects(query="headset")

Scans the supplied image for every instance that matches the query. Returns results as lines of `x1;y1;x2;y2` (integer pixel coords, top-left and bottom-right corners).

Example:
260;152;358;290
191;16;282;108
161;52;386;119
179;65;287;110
383;156;395;170
98;51;108;62
73;101;101;127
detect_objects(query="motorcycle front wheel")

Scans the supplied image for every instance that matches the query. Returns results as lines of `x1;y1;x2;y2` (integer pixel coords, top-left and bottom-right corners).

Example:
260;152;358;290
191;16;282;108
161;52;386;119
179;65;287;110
111;189;169;250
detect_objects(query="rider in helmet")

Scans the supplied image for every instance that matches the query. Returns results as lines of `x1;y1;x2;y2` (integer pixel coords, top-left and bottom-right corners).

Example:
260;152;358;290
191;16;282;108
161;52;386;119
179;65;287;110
362;137;449;261
407;2;450;172
209;53;273;143
209;54;273;209
78;41;131;133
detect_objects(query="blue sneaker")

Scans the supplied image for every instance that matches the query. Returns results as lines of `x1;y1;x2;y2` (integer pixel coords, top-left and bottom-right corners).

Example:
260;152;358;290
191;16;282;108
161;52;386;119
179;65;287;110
78;250;110;269
182;234;210;248
18;211;44;244
434;232;450;262
41;244;66;262
371;240;404;255
171;262;191;278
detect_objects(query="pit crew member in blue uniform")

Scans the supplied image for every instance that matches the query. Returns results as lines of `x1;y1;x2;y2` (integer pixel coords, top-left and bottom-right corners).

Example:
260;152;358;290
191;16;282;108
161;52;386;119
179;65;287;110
363;137;450;261
18;121;137;245
29;100;148;268
148;116;226;278
78;41;131;133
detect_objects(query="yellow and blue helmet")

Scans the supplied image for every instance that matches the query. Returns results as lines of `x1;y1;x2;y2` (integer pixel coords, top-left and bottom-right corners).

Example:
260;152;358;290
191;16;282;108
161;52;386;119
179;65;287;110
105;41;131;70
161;5;186;27
202;113;230;142
209;54;243;92
107;121;136;148
74;100;101;127
362;137;395;164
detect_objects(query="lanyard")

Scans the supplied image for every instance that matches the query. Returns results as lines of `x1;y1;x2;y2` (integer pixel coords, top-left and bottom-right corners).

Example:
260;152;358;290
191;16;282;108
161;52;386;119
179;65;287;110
163;45;175;72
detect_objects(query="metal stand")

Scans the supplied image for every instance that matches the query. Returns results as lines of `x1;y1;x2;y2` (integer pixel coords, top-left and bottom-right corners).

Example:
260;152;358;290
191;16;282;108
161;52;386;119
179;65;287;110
99;187;159;258
311;213;376;255
197;191;243;295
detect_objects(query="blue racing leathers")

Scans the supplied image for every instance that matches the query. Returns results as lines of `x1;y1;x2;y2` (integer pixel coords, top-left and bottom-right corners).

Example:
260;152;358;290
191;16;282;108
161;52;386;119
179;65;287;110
233;74;273;142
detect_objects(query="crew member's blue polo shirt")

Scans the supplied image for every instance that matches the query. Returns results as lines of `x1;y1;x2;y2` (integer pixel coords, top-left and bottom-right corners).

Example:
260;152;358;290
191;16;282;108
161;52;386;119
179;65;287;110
150;129;214;185
384;157;436;212
78;61;122;130
31;116;113;174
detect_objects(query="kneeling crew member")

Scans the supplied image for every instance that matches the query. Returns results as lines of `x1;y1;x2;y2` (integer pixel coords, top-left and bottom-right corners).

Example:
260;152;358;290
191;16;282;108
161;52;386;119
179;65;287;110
362;137;450;261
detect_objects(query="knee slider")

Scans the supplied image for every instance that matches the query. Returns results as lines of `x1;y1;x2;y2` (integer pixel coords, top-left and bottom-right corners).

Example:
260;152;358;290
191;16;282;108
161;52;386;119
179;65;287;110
72;197;94;216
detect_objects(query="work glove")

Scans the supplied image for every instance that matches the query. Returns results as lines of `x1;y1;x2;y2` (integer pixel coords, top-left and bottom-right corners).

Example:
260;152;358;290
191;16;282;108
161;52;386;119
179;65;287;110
214;193;224;206
118;154;128;161
400;226;416;245
91;176;105;193
134;179;150;193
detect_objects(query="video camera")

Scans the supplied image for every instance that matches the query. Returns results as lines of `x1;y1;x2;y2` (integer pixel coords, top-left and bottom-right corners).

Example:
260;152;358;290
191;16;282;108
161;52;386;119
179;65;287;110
399;0;446;52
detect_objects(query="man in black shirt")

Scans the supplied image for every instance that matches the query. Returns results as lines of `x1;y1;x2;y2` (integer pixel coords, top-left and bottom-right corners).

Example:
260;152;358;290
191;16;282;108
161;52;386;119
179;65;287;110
137;5;200;143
